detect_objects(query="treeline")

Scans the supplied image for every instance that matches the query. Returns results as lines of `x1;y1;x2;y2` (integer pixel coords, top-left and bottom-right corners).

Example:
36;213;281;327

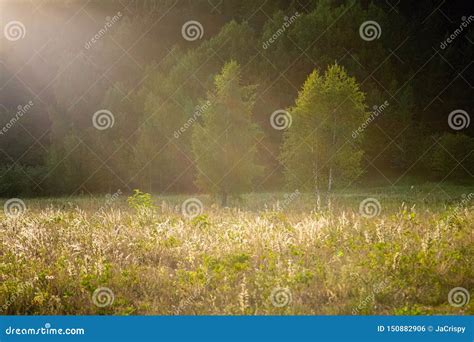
0;0;473;197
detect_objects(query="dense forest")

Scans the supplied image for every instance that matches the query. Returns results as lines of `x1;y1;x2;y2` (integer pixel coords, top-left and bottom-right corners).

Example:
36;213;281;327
1;0;473;319
1;0;473;197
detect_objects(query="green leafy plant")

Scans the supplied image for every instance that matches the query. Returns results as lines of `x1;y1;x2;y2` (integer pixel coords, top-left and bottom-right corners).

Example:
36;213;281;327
191;214;210;229
127;189;155;211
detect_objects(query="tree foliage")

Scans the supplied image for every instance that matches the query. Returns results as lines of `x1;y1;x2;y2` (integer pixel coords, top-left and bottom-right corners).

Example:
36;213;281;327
192;61;262;205
1;0;472;197
281;64;367;192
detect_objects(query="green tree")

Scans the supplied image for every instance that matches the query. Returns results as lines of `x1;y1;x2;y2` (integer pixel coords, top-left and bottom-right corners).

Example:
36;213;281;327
425;133;474;182
280;64;367;193
134;96;192;192
362;84;418;176
192;61;262;206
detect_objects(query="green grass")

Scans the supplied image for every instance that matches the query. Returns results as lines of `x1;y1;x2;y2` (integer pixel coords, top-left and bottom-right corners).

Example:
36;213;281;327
1;184;472;315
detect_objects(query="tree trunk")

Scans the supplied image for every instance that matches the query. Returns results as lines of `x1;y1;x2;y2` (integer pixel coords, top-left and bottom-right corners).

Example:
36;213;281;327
221;191;228;207
328;166;333;192
328;112;337;192
312;140;321;211
149;165;152;193
312;137;319;196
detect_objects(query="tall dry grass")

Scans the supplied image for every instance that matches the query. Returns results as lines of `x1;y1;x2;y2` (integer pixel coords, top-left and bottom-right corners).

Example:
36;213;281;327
1;187;472;315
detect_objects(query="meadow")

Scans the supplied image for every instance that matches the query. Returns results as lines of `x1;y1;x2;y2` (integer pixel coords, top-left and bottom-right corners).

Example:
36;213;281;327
1;184;472;315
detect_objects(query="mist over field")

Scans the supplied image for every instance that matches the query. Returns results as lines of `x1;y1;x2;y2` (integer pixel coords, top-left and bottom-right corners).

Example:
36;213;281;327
0;0;472;315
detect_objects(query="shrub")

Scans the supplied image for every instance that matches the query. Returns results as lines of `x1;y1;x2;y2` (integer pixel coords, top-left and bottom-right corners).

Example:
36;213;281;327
127;189;155;211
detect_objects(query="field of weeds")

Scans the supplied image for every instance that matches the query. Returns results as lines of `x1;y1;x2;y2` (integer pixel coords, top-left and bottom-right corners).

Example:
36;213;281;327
1;185;472;315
